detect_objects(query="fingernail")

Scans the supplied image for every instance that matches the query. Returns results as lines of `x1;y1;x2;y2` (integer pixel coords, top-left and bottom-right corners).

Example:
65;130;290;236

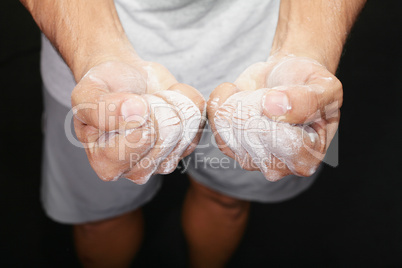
263;91;290;116
121;97;148;124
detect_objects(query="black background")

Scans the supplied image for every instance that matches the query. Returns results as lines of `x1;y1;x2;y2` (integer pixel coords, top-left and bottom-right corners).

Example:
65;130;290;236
1;1;402;267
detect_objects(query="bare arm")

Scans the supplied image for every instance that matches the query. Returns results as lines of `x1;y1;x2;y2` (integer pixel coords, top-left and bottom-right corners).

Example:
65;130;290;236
20;0;139;81
272;0;367;73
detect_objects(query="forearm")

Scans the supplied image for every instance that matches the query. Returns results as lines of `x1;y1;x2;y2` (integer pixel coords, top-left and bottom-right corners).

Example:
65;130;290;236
271;0;366;73
20;0;140;81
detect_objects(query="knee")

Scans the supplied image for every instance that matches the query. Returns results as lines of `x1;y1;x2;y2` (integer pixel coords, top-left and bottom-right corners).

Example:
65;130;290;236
74;218;115;239
74;210;138;238
190;179;250;220
75;220;107;237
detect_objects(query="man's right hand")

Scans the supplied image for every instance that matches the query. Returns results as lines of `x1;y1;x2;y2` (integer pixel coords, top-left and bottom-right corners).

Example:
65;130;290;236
71;60;206;184
19;0;206;184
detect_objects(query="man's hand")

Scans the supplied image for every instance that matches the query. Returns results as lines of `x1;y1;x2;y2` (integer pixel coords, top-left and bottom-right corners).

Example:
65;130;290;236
207;0;365;181
20;0;206;184
208;53;341;181
72;60;205;184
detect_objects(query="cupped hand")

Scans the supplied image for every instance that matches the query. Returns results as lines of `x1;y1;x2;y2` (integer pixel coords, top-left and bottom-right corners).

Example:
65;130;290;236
207;53;342;181
72;60;206;184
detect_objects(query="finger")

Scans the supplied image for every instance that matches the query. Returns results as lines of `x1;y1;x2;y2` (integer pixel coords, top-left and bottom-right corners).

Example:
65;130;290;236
169;83;207;148
262;73;343;124
290;120;328;176
124;94;182;184
226;89;291;180
323;109;340;151
262;122;324;177
76;117;155;181
89;130;154;182
207;82;239;159
180;128;203;158
253;153;292;182
233;62;271;91
73;117;100;145
207;82;238;118
217;91;261;169
72;78;149;132
142;62;178;93
168;83;206;113
236;115;291;181
154;87;203;174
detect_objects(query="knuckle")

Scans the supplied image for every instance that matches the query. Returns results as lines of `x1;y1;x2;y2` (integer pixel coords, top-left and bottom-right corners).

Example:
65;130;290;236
293;162;319;177
192;180;248;210
334;79;344;106
146;61;170;75
214;82;236;93
195;94;206;112
71;86;82;106
334;76;343;90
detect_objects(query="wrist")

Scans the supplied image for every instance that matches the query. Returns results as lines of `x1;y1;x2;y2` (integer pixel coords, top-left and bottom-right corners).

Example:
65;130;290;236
270;0;366;74
270;30;343;74
72;38;144;82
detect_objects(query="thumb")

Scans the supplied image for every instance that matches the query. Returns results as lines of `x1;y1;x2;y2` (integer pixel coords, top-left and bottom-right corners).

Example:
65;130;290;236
262;77;343;124
72;83;149;132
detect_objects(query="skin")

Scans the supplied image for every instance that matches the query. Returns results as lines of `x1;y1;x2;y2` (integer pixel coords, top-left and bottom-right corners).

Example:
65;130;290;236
182;178;250;268
20;0;366;267
73;209;144;268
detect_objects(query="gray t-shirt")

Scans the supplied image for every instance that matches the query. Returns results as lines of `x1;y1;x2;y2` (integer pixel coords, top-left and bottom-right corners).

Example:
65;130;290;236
41;0;280;107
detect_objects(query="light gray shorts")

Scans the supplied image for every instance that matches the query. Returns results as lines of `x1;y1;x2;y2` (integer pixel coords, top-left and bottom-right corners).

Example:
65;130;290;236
41;87;320;224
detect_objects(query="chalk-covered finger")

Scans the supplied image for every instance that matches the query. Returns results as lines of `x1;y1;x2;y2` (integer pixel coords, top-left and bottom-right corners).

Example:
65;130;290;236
154;89;202;174
124;94;182;184
208;82;240;160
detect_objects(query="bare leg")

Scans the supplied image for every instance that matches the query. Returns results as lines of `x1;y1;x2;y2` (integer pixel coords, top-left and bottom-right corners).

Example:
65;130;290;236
73;209;144;268
182;178;250;268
